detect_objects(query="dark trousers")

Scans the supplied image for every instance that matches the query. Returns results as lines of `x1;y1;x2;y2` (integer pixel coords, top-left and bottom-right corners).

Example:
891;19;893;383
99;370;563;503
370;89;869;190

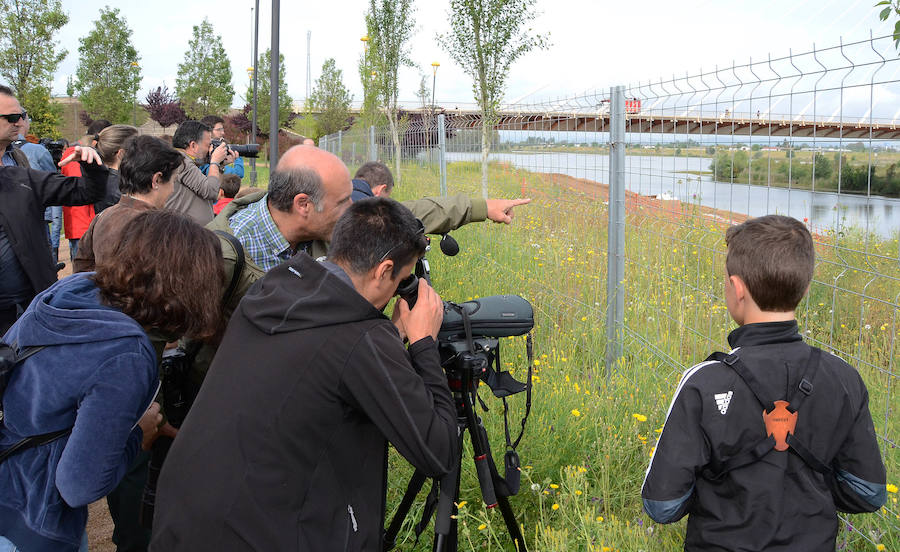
106;449;152;552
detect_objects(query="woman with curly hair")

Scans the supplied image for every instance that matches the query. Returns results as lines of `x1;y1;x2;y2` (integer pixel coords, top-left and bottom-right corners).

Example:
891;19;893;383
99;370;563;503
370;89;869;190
0;210;224;552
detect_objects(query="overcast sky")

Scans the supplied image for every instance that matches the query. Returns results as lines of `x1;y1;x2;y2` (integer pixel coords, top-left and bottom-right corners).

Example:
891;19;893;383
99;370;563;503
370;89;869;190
51;0;896;111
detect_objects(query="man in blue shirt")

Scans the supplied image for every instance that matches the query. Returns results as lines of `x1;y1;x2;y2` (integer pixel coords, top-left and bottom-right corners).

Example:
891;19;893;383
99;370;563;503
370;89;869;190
198;115;243;178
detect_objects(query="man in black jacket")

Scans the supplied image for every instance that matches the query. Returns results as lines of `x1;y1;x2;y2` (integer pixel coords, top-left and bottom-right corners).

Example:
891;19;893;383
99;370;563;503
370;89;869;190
151;198;457;551
0;145;108;334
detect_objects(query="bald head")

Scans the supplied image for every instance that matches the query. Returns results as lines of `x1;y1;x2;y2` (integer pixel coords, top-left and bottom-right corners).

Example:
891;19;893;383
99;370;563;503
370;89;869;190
267;145;353;244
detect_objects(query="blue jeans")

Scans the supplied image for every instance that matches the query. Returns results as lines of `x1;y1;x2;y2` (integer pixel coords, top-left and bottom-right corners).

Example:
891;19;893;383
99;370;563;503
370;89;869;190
0;533;88;551
46;206;62;249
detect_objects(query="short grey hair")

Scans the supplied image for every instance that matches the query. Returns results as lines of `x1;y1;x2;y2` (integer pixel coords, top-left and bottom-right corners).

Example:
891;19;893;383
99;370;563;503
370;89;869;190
267;168;324;213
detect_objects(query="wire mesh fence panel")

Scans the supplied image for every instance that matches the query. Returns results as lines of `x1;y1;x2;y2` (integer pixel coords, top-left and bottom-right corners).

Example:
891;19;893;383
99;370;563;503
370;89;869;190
317;33;897;548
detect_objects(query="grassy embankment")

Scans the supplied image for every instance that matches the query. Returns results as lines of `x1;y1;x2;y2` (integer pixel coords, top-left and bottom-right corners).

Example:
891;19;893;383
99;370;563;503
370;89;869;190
381;160;899;551
248;158;898;551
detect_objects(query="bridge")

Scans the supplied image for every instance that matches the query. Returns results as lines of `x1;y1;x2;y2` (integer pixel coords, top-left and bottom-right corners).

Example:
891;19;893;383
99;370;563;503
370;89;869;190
427;110;900;140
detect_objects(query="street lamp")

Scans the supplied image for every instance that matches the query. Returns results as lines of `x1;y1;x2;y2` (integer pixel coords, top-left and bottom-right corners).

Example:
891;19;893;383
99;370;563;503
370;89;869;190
131;61;139;126
430;62;440;162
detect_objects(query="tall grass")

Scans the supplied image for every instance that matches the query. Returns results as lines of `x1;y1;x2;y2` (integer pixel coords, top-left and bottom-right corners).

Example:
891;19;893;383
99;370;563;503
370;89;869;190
371;160;900;551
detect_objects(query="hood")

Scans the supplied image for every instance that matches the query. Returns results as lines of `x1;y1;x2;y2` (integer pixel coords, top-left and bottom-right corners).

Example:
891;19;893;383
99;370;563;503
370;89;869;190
351;179;374;202
7;273;147;348
238;252;385;335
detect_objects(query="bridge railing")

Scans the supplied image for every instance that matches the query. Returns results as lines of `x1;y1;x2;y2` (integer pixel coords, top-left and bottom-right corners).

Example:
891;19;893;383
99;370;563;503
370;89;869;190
321;33;898;549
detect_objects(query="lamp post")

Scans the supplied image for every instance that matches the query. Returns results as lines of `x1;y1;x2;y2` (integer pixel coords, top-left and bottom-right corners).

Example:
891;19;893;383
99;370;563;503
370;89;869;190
250;0;259;184
131;61;139;126
361;35;370;126
430;61;439;163
269;0;280;169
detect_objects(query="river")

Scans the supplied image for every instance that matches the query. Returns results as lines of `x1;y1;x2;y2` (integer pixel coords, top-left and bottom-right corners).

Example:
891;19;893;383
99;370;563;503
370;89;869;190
443;151;900;238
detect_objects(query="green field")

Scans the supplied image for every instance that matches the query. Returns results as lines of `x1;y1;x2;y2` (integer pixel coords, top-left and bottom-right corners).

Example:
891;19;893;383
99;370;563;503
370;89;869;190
253;158;899;551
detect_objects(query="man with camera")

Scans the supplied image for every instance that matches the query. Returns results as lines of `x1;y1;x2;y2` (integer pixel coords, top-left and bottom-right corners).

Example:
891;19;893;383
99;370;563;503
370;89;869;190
167;120;228;225
151;198;457;551
198;115;243;178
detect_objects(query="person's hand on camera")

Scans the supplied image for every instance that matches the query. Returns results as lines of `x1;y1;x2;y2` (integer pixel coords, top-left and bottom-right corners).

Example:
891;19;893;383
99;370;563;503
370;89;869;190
210;141;229;165
223;148;238;166
59;145;102;167
139;402;163;450
397;278;443;343
486;198;532;224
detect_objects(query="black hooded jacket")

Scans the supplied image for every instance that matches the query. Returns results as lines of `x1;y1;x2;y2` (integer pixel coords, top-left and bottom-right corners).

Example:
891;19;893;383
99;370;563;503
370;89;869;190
641;321;886;551
150;253;457;552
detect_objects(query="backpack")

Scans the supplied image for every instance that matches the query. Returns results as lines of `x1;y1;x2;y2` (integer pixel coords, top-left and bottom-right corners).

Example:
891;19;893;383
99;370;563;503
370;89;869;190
701;348;832;481
0;343;70;463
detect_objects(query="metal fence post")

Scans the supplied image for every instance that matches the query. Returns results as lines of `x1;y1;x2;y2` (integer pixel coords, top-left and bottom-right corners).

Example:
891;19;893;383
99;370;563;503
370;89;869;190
438;114;447;196
368;126;376;162
320;135;328;153
337;130;343;159
605;85;626;376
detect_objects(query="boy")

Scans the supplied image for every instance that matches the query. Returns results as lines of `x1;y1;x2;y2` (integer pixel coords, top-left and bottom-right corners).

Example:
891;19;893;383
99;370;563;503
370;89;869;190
642;215;886;551
213;174;241;215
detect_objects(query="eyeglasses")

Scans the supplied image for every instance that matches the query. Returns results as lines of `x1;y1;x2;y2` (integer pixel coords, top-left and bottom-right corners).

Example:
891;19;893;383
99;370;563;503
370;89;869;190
0;111;26;124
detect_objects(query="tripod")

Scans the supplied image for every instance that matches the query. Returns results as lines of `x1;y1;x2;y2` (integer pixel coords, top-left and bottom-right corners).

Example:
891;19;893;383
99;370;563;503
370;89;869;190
383;349;527;552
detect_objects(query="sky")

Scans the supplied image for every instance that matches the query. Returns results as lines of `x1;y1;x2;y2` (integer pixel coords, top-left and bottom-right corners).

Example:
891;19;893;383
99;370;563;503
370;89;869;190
51;0;897;112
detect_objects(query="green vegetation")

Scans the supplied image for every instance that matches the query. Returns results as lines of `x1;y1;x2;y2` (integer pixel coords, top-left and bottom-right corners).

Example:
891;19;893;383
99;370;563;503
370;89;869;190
0;0;68;136
176;18;234;119
74;7;141;124
345;159;896;551
711;149;900;197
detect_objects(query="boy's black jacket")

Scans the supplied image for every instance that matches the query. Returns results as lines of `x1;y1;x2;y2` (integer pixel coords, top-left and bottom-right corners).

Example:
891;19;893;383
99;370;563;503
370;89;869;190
150;253;457;551
642;320;886;552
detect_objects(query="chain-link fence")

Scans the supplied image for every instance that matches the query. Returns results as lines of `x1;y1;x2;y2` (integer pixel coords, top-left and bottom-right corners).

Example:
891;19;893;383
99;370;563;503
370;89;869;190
322;32;898;546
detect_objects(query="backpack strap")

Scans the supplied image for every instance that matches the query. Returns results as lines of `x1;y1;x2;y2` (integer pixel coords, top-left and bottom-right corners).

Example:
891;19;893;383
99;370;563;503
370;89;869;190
702;347;830;481
213;230;246;306
0;345;73;464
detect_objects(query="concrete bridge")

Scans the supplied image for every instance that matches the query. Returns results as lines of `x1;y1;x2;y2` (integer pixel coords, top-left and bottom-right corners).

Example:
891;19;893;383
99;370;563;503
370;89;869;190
431;110;900;140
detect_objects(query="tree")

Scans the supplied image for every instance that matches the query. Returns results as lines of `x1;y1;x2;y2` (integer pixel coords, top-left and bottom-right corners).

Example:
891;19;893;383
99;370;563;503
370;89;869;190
877;1;900;48
0;0;68;136
439;0;548;197
246;48;293;136
145;85;186;128
74;7;141;124
176;18;234;119
309;58;352;136
365;0;416;182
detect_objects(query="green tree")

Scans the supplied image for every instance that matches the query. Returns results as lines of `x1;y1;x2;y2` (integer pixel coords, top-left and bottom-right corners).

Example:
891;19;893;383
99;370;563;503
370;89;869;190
246;48;292;136
309;58;352;136
0;0;68;136
176;18;234;119
74;7;141;124
365;0;416;182
438;0;549;197
876;1;900;48
813;152;833;180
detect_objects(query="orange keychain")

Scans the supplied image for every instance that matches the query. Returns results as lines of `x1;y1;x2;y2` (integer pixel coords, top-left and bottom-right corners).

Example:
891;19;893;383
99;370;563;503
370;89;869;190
763;400;798;451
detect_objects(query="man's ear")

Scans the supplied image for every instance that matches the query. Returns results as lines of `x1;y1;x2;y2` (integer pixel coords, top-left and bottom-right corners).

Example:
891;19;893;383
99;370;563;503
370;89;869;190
371;184;389;197
292;193;312;216
150;171;164;189
374;259;395;283
217;188;225;200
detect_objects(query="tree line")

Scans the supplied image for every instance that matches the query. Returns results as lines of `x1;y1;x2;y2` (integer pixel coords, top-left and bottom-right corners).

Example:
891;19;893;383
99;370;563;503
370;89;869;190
0;0;548;193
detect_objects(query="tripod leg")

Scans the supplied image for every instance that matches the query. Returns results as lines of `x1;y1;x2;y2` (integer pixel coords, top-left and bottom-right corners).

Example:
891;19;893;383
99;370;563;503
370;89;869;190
383;470;428;551
433;420;465;552
495;494;528;552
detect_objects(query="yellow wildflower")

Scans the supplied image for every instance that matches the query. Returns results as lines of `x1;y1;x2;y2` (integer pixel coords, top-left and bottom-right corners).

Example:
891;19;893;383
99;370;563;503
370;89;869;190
633;413;647;422
551;503;559;510
571;409;581;417
478;524;487;531
887;483;898;493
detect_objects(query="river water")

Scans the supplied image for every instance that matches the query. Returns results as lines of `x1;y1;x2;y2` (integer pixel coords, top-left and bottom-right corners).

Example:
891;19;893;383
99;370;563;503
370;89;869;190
444;151;900;238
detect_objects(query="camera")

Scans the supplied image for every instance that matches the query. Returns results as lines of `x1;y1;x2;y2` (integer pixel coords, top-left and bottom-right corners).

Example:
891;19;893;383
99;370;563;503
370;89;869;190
210;137;260;159
37;138;67;168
